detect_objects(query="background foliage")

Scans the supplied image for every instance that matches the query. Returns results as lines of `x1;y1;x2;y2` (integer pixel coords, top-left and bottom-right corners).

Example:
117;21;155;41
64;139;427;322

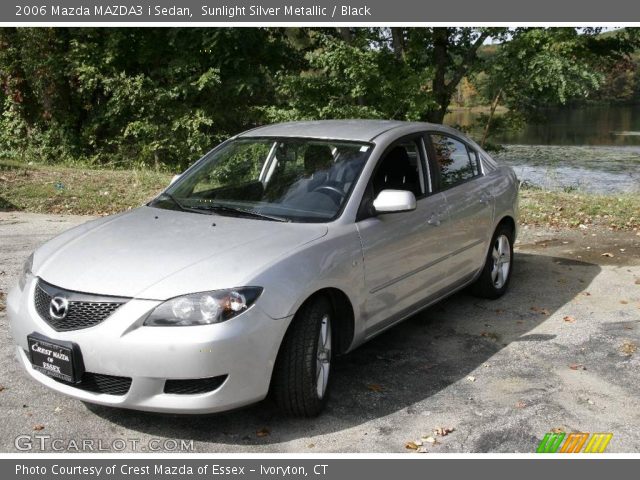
1;27;638;170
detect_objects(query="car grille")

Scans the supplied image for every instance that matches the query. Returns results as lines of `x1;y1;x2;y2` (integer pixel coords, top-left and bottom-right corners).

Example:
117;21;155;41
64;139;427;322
54;372;132;396
34;279;129;332
164;375;228;394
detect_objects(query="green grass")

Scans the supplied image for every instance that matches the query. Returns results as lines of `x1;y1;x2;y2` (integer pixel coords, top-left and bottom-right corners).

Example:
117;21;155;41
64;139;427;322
2;160;639;230
520;189;640;230
0;160;171;215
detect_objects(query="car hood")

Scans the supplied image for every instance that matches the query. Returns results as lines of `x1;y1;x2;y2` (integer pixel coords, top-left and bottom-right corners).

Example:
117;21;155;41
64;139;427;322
34;206;328;299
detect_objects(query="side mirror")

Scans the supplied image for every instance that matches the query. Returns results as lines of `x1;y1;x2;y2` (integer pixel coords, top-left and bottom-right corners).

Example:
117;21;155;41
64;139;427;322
372;189;417;214
169;174;181;186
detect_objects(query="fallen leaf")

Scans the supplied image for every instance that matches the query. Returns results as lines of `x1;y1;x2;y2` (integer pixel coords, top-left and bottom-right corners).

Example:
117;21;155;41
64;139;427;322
367;384;384;393
620;341;637;356
551;427;565;434
583;292;591;296
0;385;5;392
413;440;423;446
33;424;45;431
434;426;455;437
480;331;499;341
256;427;270;437
563;315;576;323
416;447;429;453
569;363;586;370
405;441;419;450
515;401;527;408
530;306;550;315
620;300;628;305
466;376;476;382
423;436;438;444
601;252;614;257
307;443;315;448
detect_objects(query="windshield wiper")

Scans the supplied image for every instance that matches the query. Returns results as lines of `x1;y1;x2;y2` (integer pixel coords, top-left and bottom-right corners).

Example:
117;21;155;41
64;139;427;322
151;192;191;212
192;204;290;222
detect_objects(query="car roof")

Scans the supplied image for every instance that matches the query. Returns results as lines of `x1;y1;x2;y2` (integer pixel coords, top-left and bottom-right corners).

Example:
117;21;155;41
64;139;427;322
236;120;449;143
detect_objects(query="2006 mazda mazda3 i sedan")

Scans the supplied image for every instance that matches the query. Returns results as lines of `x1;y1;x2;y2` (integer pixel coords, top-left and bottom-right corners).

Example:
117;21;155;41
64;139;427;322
8;120;518;417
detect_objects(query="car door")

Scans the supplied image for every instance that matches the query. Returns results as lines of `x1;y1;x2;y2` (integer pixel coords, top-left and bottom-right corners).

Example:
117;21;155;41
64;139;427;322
427;133;494;283
356;135;450;336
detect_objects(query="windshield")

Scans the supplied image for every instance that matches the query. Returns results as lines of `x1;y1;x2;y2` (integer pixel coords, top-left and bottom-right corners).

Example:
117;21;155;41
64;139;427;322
150;137;372;222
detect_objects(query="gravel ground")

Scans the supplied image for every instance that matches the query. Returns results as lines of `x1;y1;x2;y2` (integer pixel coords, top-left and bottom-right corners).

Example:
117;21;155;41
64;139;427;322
1;212;639;453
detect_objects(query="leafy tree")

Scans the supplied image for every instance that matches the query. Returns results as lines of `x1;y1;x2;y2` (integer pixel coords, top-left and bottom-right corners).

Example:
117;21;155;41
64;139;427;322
1;27;638;167
475;28;640;144
265;28;509;123
0;28;299;169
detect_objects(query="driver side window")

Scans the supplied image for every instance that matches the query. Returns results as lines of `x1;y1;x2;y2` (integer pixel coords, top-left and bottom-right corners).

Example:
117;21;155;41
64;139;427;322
357;138;427;221
372;140;425;198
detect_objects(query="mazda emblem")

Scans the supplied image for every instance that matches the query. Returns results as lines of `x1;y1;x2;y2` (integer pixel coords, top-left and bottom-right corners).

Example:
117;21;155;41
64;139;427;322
49;297;69;320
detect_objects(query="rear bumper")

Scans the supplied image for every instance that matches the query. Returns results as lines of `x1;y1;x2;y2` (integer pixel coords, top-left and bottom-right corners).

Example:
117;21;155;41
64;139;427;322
8;278;292;414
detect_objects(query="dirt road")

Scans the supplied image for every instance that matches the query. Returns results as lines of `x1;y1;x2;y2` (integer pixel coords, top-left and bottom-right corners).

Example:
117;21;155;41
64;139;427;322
1;212;638;453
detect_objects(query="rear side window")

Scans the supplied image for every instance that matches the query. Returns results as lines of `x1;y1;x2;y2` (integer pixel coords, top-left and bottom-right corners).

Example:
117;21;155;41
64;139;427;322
429;134;481;189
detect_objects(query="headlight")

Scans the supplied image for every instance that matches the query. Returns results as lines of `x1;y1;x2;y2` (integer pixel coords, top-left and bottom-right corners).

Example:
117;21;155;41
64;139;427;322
143;287;263;326
18;253;34;290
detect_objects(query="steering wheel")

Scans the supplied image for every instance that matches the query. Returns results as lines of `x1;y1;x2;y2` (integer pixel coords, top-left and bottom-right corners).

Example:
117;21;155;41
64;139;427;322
312;185;346;204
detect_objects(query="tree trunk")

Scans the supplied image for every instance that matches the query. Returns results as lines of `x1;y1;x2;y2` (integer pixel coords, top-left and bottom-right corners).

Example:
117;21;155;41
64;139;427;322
391;28;405;60
337;27;353;44
425;28;491;124
429;28;451;124
481;89;502;147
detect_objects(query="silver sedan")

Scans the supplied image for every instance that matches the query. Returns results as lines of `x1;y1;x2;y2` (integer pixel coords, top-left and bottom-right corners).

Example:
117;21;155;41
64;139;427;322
7;120;519;417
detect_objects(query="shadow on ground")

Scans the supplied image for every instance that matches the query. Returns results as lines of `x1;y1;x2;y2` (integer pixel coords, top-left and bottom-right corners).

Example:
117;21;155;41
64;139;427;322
0;196;18;211
85;252;600;445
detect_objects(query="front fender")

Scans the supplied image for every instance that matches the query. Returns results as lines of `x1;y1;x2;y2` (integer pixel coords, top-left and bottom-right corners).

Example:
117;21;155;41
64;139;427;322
250;223;365;332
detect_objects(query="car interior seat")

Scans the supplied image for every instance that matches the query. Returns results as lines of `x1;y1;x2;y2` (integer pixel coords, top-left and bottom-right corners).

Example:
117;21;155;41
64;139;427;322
303;145;334;185
373;146;420;196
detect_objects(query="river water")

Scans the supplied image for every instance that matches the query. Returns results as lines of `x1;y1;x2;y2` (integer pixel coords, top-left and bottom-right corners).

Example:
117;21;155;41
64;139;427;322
444;106;640;193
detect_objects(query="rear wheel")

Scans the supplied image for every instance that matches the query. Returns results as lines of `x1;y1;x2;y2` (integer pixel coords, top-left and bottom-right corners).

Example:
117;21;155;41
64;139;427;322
471;224;514;299
272;296;333;417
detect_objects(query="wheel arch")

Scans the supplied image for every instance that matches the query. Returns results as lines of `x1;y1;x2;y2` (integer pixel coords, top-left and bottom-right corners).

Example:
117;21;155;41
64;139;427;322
270;287;355;389
496;215;516;238
268;287;356;411
286;288;355;356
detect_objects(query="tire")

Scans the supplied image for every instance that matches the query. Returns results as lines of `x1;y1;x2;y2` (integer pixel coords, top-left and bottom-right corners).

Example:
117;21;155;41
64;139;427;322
272;296;333;417
470;224;514;299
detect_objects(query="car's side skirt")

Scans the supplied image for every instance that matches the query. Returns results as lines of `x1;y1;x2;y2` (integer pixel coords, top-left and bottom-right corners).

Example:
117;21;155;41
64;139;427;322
360;268;481;344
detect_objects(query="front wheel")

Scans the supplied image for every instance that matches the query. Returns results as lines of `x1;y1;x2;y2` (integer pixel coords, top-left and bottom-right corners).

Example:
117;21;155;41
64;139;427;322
272;296;333;417
470;225;514;299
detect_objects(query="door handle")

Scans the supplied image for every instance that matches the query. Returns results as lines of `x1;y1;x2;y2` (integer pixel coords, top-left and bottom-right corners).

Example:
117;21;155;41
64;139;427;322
479;193;492;205
427;213;441;226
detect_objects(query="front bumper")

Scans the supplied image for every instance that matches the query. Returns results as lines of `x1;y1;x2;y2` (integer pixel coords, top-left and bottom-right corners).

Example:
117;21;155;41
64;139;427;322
7;277;291;414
